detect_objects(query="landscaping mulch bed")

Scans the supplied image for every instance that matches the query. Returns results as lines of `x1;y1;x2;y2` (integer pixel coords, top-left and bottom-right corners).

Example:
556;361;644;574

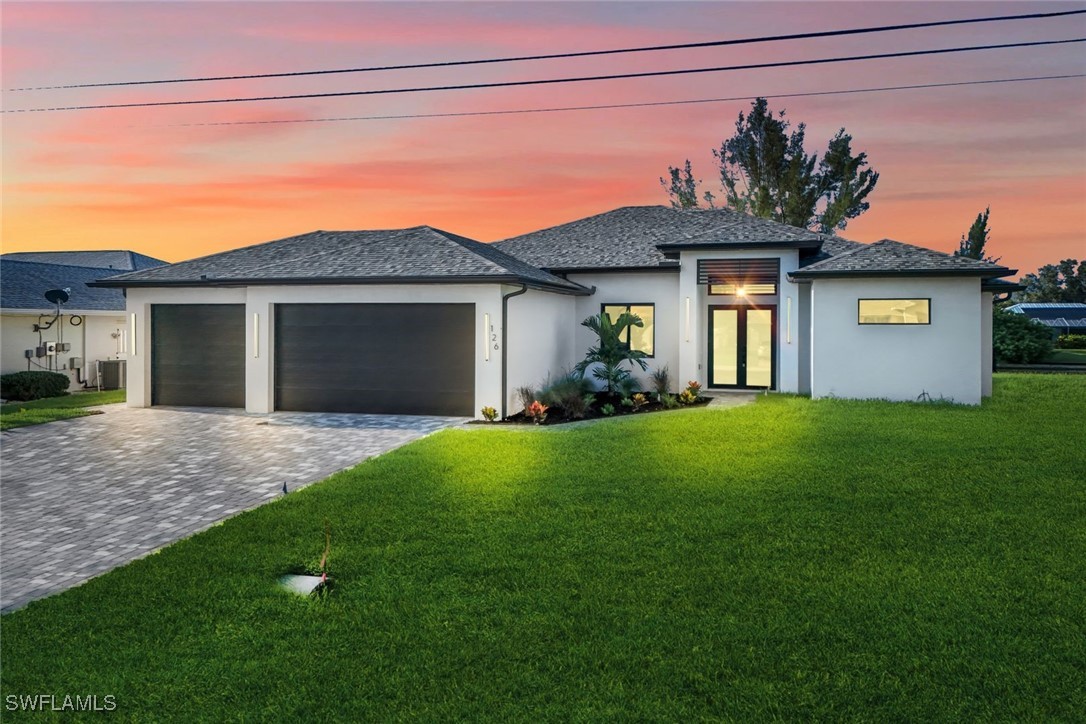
476;393;710;426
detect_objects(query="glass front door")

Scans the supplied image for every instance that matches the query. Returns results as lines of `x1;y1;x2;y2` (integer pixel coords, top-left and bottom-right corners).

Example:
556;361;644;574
709;306;775;389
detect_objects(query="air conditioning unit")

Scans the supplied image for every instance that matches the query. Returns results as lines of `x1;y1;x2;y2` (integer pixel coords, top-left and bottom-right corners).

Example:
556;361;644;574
99;360;126;390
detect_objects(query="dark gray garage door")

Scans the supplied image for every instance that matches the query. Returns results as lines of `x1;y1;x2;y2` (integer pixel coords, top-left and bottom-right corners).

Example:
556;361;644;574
152;304;245;408
275;303;475;416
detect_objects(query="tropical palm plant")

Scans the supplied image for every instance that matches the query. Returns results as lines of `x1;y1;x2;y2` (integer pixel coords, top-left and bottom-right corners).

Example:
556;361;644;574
574;312;649;394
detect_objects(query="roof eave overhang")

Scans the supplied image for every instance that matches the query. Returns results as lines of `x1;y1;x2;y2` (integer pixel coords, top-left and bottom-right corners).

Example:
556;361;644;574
657;240;822;258
88;274;593;296
789;268;1016;282
546;263;680;274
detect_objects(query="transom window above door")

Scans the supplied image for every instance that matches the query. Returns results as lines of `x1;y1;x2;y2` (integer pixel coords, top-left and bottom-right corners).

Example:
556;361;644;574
602;304;655;357
698;259;780;297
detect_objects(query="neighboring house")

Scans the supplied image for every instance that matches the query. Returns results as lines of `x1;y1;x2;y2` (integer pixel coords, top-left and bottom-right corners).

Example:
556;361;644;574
1005;302;1086;336
91;206;1015;415
1;251;166;390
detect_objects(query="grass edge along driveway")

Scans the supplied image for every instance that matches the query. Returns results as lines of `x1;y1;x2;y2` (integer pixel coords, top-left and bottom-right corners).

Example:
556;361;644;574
1;374;1083;720
0;390;125;430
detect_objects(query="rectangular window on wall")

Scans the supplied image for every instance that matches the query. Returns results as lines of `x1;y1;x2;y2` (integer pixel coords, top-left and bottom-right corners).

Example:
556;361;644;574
602;304;655;356
858;299;931;325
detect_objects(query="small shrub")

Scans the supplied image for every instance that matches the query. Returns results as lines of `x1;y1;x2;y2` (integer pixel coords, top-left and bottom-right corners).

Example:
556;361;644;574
515;386;535;414
480;406;498;422
539;370;594;419
631;392;648;411
620;397;634;408
678;389;698;405
615;376;640;398
0;371;69;402
1057;334;1086;349
525;400;549;424
660;394;679;409
600;403;615;416
993;308;1054;363
650;366;671;399
685;380;702;395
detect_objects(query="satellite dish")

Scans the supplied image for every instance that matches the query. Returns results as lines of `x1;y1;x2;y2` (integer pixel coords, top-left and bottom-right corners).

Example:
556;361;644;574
44;288;70;305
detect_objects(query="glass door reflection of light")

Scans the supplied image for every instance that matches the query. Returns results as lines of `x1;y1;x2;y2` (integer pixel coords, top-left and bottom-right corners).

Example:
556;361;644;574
746;309;773;388
711;308;738;386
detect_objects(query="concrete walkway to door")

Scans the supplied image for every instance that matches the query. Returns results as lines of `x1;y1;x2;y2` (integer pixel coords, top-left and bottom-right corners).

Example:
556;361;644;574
0;405;464;612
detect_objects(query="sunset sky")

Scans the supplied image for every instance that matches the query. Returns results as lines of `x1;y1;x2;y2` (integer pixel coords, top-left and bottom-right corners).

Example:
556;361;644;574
2;1;1084;276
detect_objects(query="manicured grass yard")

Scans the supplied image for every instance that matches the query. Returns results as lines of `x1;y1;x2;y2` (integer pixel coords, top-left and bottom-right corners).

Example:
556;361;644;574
0;390;126;431
1044;348;1086;365
1;375;1083;720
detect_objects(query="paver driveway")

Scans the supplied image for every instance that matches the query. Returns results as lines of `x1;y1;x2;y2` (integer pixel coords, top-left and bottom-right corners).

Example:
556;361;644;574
0;405;463;612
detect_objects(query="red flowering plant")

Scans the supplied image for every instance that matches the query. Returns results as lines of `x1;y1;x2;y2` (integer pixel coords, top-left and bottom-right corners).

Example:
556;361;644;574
525;400;549;424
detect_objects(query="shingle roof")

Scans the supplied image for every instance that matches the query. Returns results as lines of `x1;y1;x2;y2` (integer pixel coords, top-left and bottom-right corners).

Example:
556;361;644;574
2;250;165;271
92;227;589;294
1;259;128;311
790;239;1014;279
494;205;827;271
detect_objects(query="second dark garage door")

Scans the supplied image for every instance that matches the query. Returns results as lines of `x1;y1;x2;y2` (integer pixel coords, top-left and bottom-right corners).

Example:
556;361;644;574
274;303;475;416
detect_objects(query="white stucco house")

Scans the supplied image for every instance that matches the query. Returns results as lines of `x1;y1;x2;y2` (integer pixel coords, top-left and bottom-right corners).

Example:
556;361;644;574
89;206;1016;416
1;251;165;391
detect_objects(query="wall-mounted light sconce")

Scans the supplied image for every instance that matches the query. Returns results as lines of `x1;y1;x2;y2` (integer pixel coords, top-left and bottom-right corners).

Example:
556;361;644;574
736;287;747;297
684;297;691;342
129;313;137;356
483;313;491;361
253;313;260;358
786;297;793;344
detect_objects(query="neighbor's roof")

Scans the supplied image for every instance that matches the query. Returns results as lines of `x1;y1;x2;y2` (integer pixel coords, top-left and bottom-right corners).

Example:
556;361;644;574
91;227;590;294
2;250;165;271
1028;317;1086;329
1;259;128;311
1007;302;1086;319
494;205;829;271
790;239;1015;279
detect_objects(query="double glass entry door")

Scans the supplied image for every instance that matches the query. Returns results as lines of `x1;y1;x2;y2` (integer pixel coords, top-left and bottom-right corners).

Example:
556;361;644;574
709;306;775;389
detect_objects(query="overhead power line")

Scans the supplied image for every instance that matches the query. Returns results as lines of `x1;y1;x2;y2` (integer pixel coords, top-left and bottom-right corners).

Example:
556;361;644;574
143;74;1086;128
6;37;1084;114
8;7;1086;92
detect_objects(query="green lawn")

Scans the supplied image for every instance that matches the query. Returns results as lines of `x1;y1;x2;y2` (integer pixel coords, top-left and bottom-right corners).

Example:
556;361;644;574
0;390;126;430
1044;348;1086;365
1;375;1083;720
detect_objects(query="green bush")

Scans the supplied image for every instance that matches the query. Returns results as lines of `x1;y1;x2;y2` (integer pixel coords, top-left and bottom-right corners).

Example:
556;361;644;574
539;371;595;419
0;371;70;401
993;308;1054;363
1056;334;1086;349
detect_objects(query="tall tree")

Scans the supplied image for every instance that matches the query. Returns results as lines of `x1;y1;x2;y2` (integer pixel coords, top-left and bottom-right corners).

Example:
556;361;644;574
660;98;878;232
955;206;999;262
659;160;714;210
1017;259;1086;303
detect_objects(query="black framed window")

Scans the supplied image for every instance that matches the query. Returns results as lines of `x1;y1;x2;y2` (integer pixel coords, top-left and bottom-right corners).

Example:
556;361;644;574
602;303;655;356
858;298;931;325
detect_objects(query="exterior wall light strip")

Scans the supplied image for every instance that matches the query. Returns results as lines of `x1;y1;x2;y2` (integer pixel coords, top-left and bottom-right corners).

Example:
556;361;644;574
129;313;137;356
786;297;793;344
253;313;260;358
483;313;490;361
684;297;691;342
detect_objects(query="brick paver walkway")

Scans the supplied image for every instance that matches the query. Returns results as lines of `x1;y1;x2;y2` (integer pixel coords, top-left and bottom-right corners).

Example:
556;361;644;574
0;405;463;612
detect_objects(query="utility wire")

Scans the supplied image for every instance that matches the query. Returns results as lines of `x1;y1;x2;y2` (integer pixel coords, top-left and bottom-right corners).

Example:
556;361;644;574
143;74;1086;128
8;7;1085;92
6;37;1084;113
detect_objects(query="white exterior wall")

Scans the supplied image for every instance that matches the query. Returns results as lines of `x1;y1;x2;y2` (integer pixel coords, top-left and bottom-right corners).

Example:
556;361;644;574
1;310;128;391
126;284;510;418
565;271;680;392
505;287;576;413
982;291;993;398
810;277;984;405
677;249;802;393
